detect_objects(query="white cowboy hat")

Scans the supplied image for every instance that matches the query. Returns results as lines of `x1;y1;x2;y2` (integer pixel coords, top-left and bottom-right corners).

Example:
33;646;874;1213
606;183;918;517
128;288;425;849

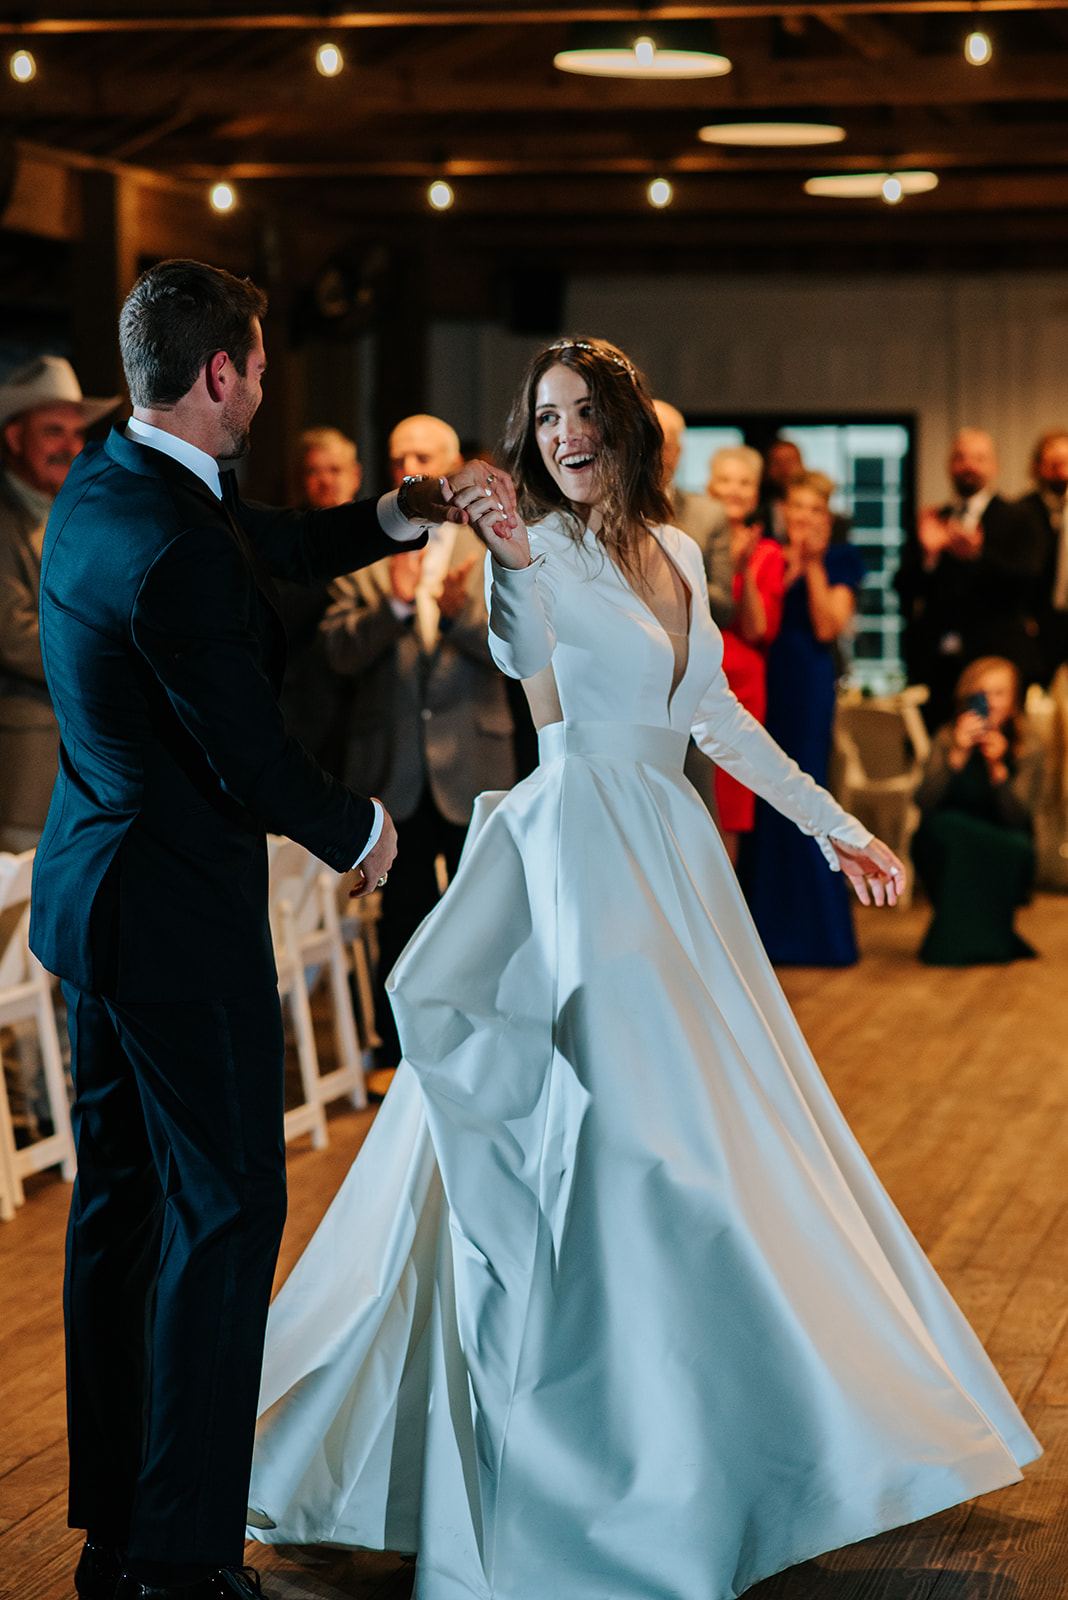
0;355;120;430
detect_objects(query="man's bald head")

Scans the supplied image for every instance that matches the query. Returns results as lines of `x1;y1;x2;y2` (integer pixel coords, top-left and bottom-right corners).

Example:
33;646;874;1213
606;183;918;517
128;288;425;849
388;414;462;487
652;400;685;484
949;428;998;500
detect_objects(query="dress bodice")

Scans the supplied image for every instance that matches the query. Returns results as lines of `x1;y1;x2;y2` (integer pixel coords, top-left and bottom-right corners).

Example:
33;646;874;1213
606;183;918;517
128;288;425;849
486;514;723;736
485;512;874;863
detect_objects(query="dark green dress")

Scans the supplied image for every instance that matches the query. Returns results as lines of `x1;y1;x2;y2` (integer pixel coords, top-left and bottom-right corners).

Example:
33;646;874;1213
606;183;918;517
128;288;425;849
911;726;1040;966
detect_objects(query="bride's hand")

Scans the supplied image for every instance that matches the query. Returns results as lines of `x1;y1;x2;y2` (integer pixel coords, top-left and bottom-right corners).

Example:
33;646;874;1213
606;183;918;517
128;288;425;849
831;836;907;907
440;463;531;570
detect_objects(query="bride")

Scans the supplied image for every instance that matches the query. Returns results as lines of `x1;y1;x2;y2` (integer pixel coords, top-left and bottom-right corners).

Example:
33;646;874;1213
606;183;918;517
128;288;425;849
247;337;1038;1600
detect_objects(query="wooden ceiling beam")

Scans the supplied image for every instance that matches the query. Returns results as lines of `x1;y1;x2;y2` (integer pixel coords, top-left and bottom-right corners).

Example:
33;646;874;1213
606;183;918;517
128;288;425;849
814;10;916;59
7;51;1068;118
3;4;1068;36
160;137;1068;177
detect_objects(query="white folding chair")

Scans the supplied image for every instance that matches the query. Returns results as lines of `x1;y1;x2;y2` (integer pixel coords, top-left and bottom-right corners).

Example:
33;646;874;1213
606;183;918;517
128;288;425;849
336;887;382;1055
267;839;367;1151
0;849;76;1218
832;687;931;908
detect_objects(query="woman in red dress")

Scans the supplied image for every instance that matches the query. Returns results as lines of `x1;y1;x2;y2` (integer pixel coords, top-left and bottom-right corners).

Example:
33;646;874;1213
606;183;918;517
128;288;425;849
708;446;787;863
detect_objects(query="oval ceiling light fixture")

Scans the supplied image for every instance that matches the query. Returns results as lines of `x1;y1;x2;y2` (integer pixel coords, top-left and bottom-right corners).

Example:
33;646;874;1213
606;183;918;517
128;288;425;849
554;21;730;80
10;48;36;82
965;30;992;65
428;179;454;211
648;178;673;208
699;122;846;148
316;42;344;77
210;181;236;213
804;170;939;200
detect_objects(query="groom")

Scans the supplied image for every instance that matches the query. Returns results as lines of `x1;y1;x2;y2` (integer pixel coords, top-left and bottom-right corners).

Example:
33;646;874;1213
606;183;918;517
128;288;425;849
29;258;513;1600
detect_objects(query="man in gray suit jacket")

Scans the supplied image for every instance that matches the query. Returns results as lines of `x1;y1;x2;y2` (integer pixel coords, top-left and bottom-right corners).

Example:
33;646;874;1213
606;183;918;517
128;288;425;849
323;413;515;1065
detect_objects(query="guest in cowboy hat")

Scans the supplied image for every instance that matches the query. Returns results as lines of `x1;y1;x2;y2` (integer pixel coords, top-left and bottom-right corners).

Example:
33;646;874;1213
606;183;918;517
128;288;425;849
0;355;119;850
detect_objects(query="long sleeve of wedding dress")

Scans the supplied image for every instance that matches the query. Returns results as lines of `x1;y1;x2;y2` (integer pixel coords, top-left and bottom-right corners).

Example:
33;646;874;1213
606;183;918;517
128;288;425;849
249;512;1038;1600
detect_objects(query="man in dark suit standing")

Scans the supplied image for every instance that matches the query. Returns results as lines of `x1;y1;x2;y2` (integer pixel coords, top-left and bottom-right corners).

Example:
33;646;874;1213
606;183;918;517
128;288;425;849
1016;428;1068;685
895;427;1041;729
28;260;512;1600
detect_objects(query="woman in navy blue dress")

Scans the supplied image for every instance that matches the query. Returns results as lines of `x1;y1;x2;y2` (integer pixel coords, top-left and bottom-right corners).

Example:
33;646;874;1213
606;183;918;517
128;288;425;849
741;470;865;964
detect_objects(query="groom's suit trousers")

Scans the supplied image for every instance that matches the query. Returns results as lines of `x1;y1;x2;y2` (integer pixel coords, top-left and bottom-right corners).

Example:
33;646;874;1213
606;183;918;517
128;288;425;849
62;981;287;1566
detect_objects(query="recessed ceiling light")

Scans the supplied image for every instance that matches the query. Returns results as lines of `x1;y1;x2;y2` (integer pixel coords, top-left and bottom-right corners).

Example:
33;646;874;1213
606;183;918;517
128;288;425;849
210;182;236;213
428;180;454;211
10;49;36;83
699;122;846;148
648;178;673;208
804;170;939;199
555;22;730;80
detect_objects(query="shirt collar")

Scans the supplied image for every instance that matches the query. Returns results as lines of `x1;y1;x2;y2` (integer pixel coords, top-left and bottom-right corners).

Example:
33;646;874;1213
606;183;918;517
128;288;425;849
961;486;994;518
125;416;223;500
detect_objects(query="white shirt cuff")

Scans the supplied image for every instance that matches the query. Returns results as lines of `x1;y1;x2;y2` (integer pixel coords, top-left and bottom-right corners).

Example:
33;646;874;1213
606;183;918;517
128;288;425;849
378;488;432;543
353;800;384;868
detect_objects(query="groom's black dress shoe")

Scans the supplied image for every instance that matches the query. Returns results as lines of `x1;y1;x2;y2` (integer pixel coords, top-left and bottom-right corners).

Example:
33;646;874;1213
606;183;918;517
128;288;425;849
115;1569;264;1600
75;1542;123;1600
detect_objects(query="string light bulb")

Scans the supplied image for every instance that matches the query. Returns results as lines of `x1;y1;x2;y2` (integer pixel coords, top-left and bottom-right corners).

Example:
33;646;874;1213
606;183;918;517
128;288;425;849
428;179;454;211
316;42;343;77
648;178;673;209
965;30;992;65
210;182;236;213
10;49;36;82
881;176;904;205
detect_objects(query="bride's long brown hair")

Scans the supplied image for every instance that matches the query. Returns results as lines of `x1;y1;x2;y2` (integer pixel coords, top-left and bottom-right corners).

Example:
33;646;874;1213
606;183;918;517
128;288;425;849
500;336;673;582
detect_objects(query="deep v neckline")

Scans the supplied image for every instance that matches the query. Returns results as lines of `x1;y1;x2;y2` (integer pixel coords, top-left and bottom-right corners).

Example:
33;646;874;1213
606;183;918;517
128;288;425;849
607;529;693;713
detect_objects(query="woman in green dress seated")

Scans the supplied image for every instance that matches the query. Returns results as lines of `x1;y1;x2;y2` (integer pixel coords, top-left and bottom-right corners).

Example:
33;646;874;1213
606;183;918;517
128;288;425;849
912;655;1043;965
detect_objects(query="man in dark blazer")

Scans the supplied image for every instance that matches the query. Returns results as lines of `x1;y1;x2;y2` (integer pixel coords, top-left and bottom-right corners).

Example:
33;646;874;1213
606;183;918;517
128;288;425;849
28;260;512;1600
895;427;1042;729
1016;428;1068;685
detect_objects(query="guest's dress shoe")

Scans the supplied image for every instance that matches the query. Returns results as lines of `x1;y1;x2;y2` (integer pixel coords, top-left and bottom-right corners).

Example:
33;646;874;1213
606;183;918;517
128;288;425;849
115;1569;264;1600
75;1541;123;1600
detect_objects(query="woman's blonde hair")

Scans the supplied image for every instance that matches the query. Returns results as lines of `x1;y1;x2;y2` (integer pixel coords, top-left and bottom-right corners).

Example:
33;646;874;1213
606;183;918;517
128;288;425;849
785;469;835;503
709;444;763;484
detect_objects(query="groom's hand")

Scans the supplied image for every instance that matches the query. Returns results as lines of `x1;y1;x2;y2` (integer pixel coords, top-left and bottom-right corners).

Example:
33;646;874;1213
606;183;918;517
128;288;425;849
403;460;518;534
351;802;398;898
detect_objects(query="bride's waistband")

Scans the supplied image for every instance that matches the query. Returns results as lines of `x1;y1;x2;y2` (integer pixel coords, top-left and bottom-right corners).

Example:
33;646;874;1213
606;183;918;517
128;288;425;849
537;721;688;770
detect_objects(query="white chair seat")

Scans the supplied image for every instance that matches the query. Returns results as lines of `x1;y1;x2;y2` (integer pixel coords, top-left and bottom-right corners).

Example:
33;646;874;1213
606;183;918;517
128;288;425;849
0;849;76;1219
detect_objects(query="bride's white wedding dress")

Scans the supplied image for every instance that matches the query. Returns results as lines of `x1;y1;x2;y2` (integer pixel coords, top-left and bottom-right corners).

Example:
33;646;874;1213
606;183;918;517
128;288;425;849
247;515;1039;1600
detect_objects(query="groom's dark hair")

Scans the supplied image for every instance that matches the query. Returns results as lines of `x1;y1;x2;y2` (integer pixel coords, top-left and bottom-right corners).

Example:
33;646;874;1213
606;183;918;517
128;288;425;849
120;258;268;408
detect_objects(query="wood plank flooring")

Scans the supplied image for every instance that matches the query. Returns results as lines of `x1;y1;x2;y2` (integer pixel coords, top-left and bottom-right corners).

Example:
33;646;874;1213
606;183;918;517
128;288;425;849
3;894;1068;1600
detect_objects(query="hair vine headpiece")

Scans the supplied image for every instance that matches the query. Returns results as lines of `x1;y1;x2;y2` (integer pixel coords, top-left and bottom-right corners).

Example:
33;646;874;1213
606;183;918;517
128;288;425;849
547;338;637;380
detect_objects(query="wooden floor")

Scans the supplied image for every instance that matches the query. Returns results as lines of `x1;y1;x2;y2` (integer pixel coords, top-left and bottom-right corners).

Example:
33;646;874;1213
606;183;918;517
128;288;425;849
4;894;1068;1600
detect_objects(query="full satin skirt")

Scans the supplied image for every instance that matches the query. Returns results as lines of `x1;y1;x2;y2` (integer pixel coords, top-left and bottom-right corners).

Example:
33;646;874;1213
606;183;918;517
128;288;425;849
248;722;1038;1600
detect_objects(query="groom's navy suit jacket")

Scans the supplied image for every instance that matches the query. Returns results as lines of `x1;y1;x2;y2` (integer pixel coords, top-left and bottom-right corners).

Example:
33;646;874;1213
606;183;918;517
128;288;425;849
29;428;412;1001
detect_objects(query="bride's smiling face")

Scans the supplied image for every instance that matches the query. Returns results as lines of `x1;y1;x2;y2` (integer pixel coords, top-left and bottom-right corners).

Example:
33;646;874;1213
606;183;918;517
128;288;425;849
534;364;604;511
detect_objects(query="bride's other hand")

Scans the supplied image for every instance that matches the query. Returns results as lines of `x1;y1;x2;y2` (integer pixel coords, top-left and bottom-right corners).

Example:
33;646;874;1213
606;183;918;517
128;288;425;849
831;836;907;908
